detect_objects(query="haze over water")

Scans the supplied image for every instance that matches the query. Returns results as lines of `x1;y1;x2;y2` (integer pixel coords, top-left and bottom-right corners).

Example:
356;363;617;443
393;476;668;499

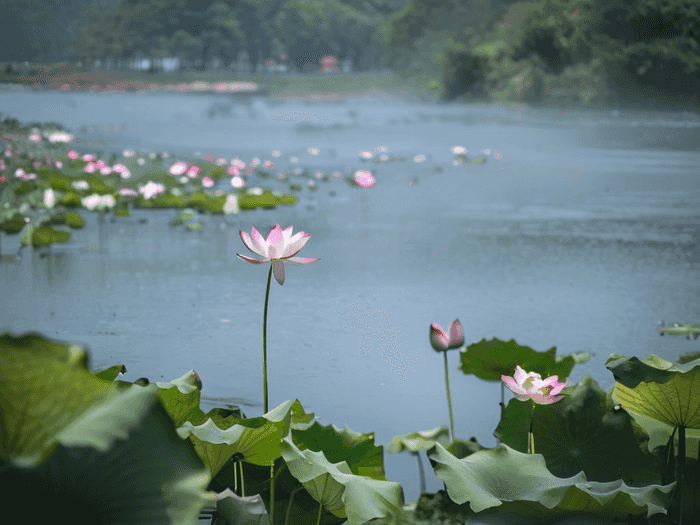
2;86;699;502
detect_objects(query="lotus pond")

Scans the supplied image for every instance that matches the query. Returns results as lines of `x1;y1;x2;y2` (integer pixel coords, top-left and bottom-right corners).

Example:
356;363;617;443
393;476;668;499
1;85;700;524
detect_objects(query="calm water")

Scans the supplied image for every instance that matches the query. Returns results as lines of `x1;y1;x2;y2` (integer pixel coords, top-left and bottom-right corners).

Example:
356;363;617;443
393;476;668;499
1;86;700;503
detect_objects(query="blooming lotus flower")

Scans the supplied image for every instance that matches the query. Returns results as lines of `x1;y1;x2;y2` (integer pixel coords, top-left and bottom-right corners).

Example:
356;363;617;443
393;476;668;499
430;320;465;352
354;170;375;188
44;189;55;209
67;150;79;160
237;223;319;285
202;176;214;188
139;181;166;200
223;194;239;214
169;162;188;176
501;366;566;405
28;132;42;142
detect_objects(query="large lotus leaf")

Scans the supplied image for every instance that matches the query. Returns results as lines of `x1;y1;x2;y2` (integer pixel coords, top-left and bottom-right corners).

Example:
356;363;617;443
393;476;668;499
264;398;316;432
154;370;207;427
606;353;700;429
281;436;404;525
292;420;386;480
1;384;210;524
459;337;592;382
0;332;114;464
204;488;270;525
494;375;661;486
177;414;287;475
385;426;450;454
94;364;126;381
430;443;675;519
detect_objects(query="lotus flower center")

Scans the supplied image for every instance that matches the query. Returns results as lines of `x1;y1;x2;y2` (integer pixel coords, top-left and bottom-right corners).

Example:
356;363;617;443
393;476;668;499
541;386;551;395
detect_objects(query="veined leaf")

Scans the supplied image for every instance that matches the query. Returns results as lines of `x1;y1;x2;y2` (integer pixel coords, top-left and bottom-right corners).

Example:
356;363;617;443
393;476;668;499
385;426;450;454
0;332;114;464
495;376;660;487
281;436;404;525
460;337;592;382
606;353;700;429
292;421;386;480
430;443;674;519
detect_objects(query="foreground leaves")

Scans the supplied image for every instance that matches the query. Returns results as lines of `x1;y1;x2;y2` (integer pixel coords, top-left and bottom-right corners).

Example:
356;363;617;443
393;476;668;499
280;436;404;525
494;376;660;487
430;443;675;520
0;332;210;524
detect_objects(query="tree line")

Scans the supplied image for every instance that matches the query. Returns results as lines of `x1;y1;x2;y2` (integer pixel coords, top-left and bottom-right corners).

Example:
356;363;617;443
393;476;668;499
386;0;700;106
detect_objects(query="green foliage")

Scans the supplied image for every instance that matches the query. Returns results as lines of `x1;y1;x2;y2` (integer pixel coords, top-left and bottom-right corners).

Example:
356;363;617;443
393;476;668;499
27;225;71;247
430;442;675;520
495;376;661;486
0;212;27;234
459;337;592;383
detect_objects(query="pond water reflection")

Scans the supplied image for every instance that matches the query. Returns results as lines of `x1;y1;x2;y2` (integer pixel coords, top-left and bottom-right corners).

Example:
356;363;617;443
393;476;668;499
1;87;700;502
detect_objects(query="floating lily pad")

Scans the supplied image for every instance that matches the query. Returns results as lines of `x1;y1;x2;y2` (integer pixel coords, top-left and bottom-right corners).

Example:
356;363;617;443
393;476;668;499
48;210;85;229
459;337;592;382
494;375;661;487
26;225;71;247
0;212;27;234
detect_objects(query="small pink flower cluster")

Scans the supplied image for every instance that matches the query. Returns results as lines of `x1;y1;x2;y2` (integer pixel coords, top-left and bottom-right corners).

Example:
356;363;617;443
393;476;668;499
14;168;37;181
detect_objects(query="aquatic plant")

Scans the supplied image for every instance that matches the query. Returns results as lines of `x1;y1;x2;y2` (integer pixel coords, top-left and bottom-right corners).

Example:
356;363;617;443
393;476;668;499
429;319;465;441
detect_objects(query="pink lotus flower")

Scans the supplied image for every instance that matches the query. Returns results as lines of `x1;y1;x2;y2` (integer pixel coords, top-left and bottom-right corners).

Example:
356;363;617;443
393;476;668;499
169;162;188;176
187;165;201;178
202;176;214;188
430;320;465;352
67;150;79;160
28;132;42;142
354;169;375;188
237;224;319;285
501;366;566;405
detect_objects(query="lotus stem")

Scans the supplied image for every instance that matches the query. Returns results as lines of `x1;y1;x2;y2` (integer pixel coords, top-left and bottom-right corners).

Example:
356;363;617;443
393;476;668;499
241;462;246;497
316;500;323;525
678;424;686;524
528;402;536;454
443;351;455;442
270;461;275;525
416;451;426;495
262;264;272;414
284;487;303;525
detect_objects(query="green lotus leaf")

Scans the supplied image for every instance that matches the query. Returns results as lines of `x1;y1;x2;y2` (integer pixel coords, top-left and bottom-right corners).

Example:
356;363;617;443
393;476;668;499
281;436;404;525
204;488;270;525
26;225;71;247
0;332;113;464
620;410;700;461
93;364;126;381
264;398;316;435
430;443;674;519
459;337;592;382
606;354;700;429
177;412;287;476
47;210;85;229
0;211;26;234
292;421;386;480
1;384;210;524
385;426;450;454
154;370;207;427
659;324;700;339
495;376;660;487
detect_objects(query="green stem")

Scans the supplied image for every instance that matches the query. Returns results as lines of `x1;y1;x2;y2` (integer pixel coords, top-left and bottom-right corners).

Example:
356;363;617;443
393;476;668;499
679;425;685;524
284;487;302;525
416;451;426;495
443;351;455;442
270;460;275;525
316;500;323;525
262;264;272;414
528;402;536;454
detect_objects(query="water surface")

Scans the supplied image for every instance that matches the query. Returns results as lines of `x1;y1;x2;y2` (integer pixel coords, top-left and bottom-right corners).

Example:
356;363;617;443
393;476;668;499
1;87;699;502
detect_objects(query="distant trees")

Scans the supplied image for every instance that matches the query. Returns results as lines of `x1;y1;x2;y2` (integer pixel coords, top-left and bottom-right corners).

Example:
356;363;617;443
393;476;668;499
387;0;700;106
